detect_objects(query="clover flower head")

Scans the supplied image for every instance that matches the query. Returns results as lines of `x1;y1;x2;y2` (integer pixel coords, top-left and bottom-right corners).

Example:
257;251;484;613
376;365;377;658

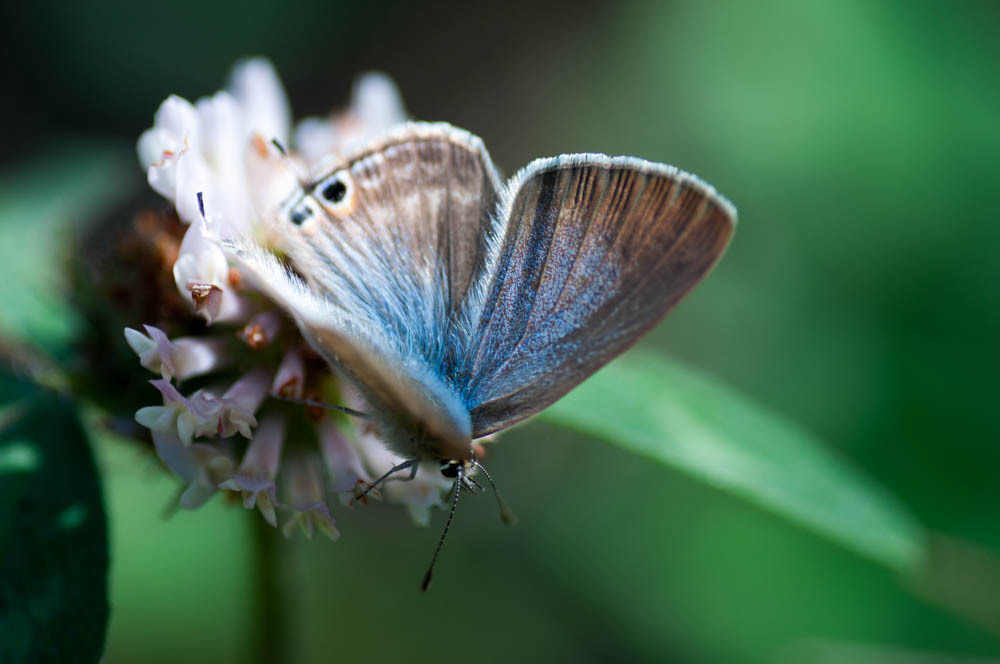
129;58;453;541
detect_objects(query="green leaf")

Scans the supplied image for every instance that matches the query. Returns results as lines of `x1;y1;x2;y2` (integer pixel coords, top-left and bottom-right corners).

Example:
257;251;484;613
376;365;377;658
0;141;133;351
540;351;926;575
0;390;109;663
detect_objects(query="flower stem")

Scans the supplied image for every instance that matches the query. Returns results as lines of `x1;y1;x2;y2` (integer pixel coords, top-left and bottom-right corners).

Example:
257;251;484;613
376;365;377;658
251;514;288;663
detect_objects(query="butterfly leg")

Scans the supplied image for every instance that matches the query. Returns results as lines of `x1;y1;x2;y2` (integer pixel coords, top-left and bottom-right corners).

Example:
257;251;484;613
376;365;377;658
461;475;484;493
354;458;418;501
402;462;419;481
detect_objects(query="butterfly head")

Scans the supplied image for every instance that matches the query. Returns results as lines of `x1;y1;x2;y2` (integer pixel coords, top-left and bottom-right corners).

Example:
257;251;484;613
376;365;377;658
401;417;474;465
439;459;467;478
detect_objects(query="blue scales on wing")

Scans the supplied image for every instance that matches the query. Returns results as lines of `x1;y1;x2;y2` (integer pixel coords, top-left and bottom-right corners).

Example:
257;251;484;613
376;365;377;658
457;155;737;437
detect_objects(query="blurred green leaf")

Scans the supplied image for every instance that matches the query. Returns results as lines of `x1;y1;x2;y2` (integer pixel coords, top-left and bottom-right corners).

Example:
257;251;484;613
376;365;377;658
0;388;109;663
0;142;133;352
541;351;926;575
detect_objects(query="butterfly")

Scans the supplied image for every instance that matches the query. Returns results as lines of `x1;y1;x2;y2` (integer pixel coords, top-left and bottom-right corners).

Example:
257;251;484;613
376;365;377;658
226;122;736;587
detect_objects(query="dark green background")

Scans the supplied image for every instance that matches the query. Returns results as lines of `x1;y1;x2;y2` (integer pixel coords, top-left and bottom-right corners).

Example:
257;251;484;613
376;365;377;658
2;1;998;662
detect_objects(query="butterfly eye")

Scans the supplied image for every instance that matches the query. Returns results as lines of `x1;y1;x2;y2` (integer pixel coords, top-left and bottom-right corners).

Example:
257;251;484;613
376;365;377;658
314;170;354;214
440;461;462;478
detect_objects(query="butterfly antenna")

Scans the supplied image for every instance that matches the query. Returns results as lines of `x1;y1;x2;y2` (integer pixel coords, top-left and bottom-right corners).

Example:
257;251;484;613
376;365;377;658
471;459;518;526
421;466;464;592
276;395;371;420
269;137;310;188
195;192;219;241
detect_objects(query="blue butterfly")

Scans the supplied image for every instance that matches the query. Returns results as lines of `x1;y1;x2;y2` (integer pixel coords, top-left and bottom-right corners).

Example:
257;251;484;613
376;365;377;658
228;122;736;587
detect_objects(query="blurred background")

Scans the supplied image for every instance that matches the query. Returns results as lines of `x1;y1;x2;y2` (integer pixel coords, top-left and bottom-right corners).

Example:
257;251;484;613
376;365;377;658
2;1;998;662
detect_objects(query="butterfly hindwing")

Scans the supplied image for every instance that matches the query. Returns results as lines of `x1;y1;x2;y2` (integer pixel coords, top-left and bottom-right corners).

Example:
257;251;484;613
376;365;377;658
232;123;504;459
460;155;737;437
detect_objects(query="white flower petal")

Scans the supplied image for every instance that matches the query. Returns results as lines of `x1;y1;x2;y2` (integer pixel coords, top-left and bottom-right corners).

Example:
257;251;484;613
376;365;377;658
293;118;339;167
174;221;229;310
229;58;291;145
271;349;305;399
352;72;406;132
124;327;156;359
135;405;174;432
153;95;200;143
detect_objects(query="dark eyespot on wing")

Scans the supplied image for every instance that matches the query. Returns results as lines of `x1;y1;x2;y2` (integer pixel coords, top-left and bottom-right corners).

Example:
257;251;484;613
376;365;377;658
322;179;347;203
460;155;736;437
290;204;313;226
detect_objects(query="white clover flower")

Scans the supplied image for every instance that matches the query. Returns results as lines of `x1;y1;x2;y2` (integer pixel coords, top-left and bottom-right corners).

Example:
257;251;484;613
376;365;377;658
136;379;223;446
281;452;340;541
130;58;452;541
216;368;272;439
293;72;407;168
220;414;285;526
138;58;291;232
238;310;282;349
137;95;209;225
152;430;235;510
271;349;306;399
317;419;371;495
173;215;249;324
124;325;228;381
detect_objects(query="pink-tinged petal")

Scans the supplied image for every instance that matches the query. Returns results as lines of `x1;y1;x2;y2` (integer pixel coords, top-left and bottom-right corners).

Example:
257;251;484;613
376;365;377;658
220;474;279;526
281;501;339;541
143;379;223;445
270;349;305;399
223;368;272;410
239;310;282;349
169;336;229;381
149;378;183;406
280;453;340;541
173;217;256;324
126;325;226;381
180;482;217;510
220;413;285;526
182;387;224;422
180;444;235;509
152;430;200;481
152;431;234;510
186;281;224;322
183;280;252;326
142;325;177;376
239;413;285;479
218;368;271;438
124;326;158;369
175;221;227;295
317;419;370;493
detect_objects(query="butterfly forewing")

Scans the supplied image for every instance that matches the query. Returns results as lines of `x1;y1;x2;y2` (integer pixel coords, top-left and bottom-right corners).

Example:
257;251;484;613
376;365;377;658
460;155;736;437
283;122;502;368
